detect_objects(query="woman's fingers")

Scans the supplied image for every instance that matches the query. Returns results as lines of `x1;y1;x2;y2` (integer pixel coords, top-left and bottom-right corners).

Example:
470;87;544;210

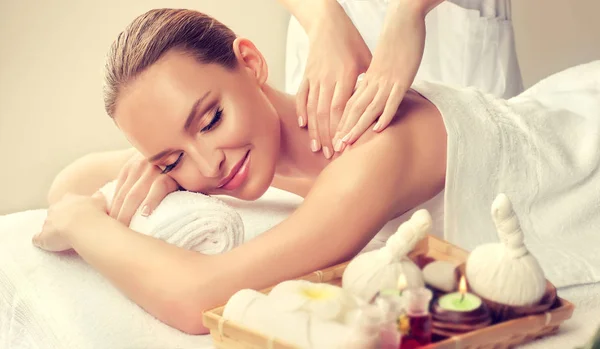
295;79;309;128
116;170;156;226
109;163;139;219
316;83;336;158
140;176;179;215
306;83;321;152
373;83;407;132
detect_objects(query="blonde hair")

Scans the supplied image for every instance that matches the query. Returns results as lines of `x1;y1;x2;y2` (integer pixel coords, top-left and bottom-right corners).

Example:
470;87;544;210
103;8;237;117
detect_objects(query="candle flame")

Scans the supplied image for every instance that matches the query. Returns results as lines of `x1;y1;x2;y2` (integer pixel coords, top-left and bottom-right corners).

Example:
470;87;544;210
397;274;407;290
459;276;467;295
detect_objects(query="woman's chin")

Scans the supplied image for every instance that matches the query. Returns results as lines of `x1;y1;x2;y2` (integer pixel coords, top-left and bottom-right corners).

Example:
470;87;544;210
235;170;274;201
236;180;270;201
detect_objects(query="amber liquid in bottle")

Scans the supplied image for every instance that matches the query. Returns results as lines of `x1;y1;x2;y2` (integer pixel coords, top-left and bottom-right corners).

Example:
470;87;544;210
399;312;432;349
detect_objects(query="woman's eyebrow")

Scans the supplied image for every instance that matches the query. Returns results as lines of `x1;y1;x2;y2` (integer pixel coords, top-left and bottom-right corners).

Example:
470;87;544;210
147;90;212;162
183;90;212;132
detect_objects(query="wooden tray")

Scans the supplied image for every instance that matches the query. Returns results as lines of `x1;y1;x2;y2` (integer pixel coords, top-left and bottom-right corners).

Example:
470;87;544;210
203;235;575;349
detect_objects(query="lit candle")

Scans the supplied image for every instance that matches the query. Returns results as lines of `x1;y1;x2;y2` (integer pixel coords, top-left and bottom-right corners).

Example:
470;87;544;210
378;274;408;298
397;274;408;293
431;275;492;337
437;276;482;312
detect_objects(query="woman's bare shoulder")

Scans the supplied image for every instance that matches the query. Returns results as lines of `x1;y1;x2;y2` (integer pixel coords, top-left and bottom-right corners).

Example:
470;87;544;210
324;89;447;216
207;95;446;298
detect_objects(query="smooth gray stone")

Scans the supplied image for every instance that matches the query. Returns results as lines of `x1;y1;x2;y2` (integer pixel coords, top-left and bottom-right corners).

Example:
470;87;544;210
423;261;458;293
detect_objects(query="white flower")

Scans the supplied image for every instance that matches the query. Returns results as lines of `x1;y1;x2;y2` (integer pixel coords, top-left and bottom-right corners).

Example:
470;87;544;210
268;280;361;322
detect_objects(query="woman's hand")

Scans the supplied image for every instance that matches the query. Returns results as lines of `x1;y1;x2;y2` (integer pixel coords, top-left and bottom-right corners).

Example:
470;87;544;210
109;151;179;226
33;192;107;252
296;0;371;159
333;2;428;152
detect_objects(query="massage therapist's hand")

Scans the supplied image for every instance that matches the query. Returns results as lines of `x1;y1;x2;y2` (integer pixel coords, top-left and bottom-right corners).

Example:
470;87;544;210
296;0;371;159
33;192;107;252
333;1;428;152
110;151;179;226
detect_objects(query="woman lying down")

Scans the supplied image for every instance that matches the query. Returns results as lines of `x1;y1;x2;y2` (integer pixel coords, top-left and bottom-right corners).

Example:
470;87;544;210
38;9;600;334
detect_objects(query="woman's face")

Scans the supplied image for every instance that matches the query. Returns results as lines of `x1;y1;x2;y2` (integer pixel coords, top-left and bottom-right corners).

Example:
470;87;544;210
113;45;280;200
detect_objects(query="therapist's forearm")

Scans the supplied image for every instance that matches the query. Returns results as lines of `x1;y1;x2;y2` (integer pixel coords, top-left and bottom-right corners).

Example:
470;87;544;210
277;0;343;34
391;0;445;16
66;213;212;334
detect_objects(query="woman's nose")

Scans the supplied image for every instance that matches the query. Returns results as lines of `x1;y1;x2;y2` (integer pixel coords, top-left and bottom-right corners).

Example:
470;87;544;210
186;147;224;179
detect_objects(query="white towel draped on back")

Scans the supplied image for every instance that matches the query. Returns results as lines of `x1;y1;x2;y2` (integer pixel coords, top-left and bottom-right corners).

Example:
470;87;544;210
412;61;600;288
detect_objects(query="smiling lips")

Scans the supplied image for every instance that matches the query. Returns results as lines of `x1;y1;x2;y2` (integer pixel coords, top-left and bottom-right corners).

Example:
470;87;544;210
218;151;250;191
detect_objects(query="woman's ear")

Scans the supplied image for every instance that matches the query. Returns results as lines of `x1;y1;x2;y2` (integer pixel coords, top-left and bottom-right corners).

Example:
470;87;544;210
232;38;268;85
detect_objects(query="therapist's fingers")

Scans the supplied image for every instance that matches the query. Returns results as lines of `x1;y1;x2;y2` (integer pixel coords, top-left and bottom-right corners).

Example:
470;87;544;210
346;86;390;143
306;83;321;153
335;79;368;144
336;83;378;149
316;83;336;159
329;76;356;148
373;83;408;132
295;79;309;128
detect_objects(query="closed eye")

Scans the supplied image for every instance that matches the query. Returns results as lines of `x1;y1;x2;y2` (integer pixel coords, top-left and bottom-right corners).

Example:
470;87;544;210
160;152;183;174
201;108;223;132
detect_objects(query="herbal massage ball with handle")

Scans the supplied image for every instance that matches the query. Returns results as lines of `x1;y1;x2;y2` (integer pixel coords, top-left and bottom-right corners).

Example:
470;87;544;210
466;194;546;307
342;209;431;302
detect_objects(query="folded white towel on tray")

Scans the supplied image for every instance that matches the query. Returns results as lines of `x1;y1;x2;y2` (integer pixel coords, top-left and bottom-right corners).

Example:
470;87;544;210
99;180;244;254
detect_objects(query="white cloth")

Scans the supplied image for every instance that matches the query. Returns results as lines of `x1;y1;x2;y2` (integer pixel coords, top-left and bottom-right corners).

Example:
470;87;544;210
99;180;244;254
520;283;600;349
412;61;600;288
0;186;305;349
0;209;212;349
285;0;523;98
1;189;599;349
417;0;523;98
222;289;351;349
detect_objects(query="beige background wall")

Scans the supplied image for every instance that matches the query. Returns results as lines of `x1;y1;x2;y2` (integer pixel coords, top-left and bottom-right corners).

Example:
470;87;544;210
511;0;600;88
0;0;290;214
1;0;599;214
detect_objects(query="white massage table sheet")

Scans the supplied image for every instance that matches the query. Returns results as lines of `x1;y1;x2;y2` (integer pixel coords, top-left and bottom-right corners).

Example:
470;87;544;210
0;187;598;349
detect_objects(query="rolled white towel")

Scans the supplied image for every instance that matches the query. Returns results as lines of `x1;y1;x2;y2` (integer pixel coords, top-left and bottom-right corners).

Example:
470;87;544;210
99;180;244;254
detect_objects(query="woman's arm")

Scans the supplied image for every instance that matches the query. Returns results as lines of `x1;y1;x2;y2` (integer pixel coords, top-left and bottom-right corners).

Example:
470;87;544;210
57;209;211;334
50;94;446;335
47;148;137;204
209;93;447;305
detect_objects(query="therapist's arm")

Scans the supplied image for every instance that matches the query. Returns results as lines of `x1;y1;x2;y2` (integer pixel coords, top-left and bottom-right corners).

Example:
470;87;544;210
277;0;372;158
392;0;445;15
332;0;445;149
276;0;337;33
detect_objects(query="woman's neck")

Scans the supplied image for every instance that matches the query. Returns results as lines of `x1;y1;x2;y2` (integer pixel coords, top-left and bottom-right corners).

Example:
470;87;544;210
262;85;331;184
